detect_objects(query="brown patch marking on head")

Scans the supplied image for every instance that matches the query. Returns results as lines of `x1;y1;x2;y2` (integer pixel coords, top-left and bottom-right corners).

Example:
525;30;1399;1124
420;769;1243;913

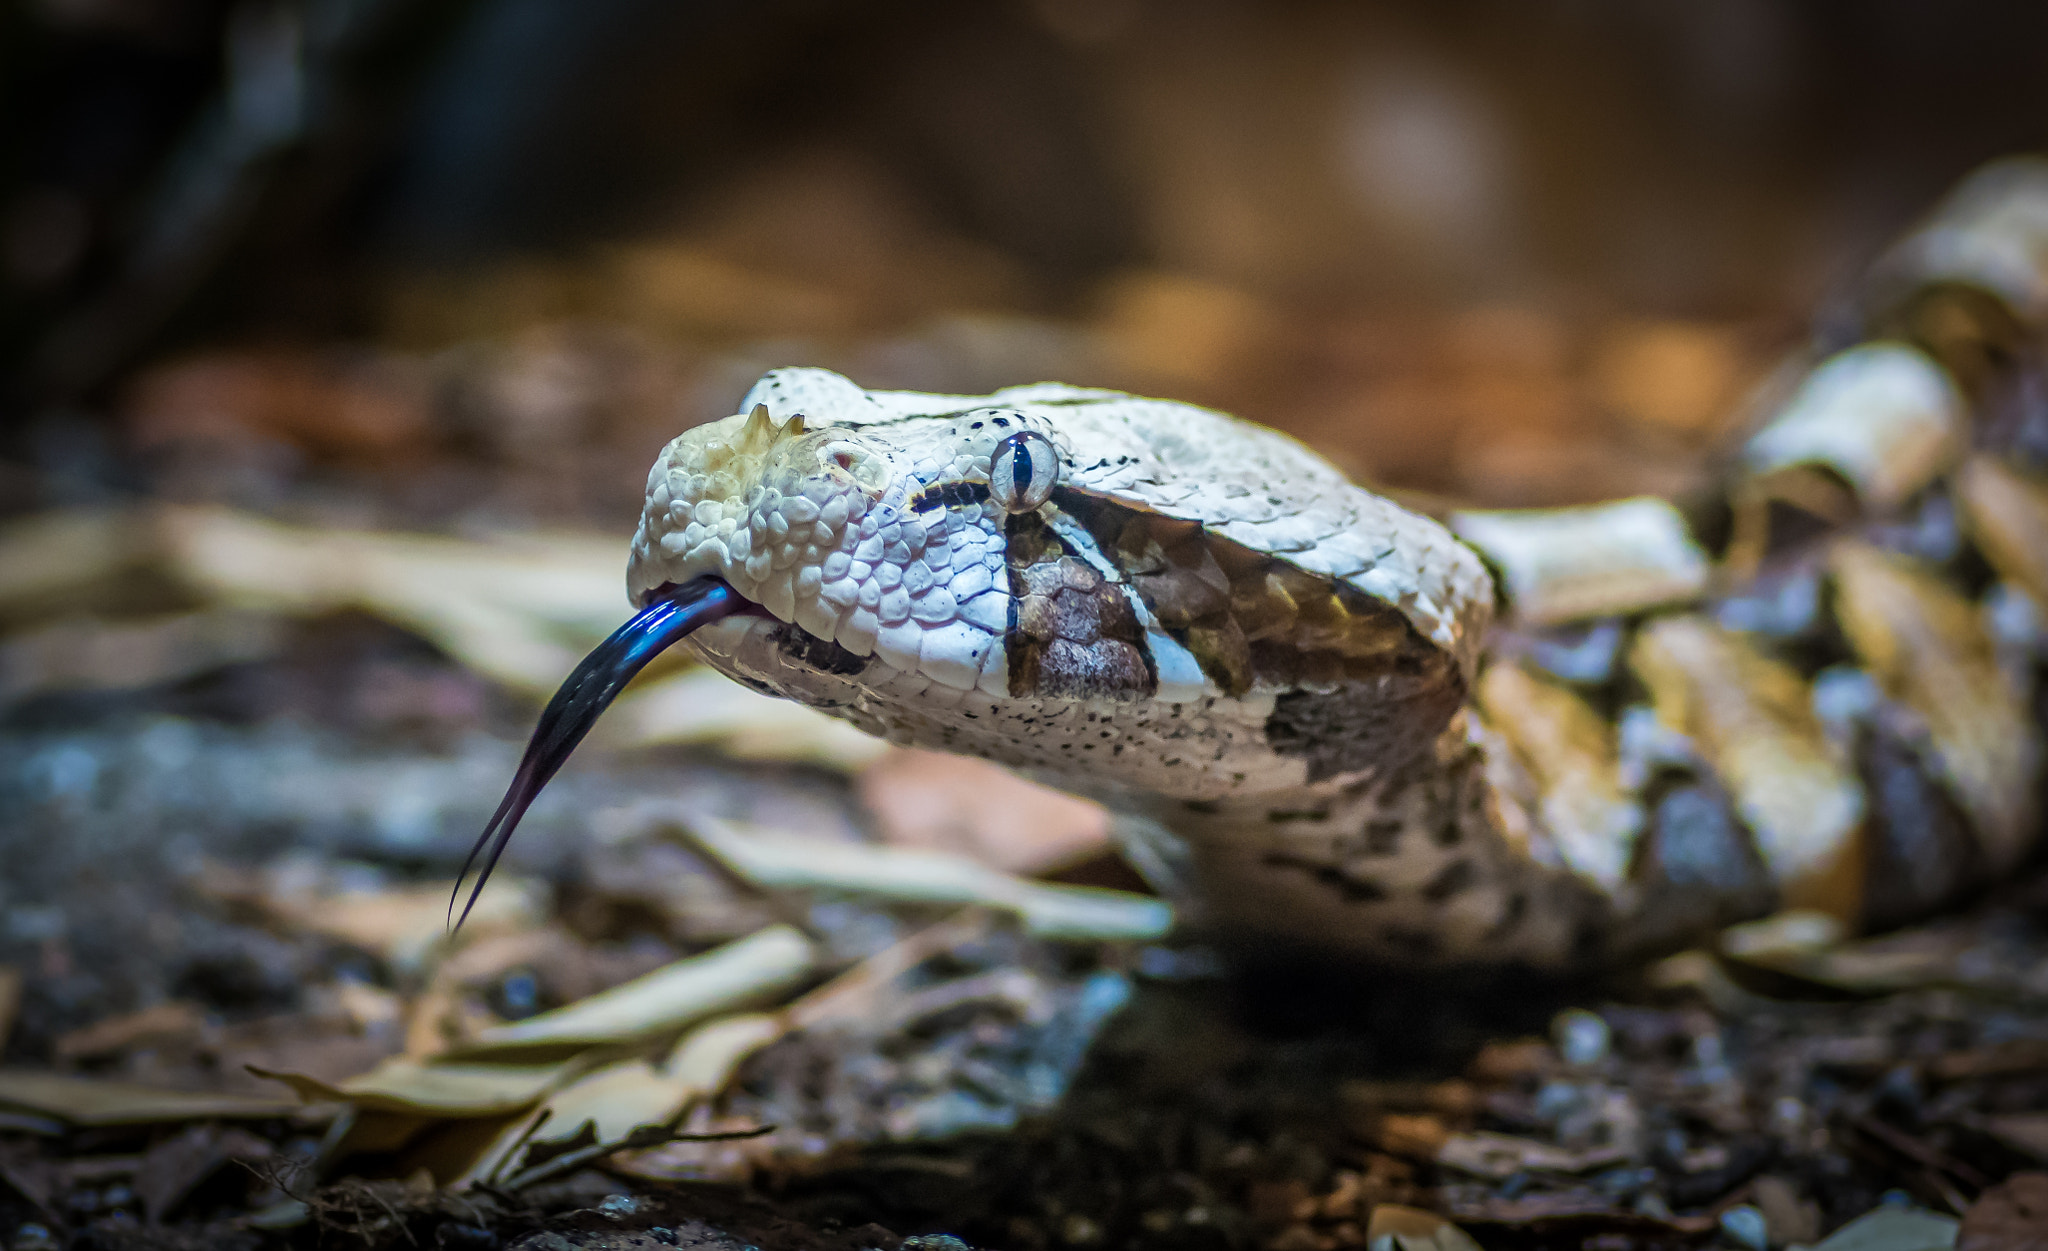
1057;488;1444;702
1004;512;1154;700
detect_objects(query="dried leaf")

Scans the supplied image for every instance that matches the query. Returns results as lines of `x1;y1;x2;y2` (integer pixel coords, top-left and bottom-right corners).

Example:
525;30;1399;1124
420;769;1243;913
1375;1114;1451;1159
1452;497;1710;626
126;349;429;459
602;667;889;770
1365;1203;1483;1251
1720;910;1847;963
1435;1131;1627;1180
857;749;1111;875
1466;1038;1554;1084
1960;1173;2048;1251
0;609;283;702
679;818;1173;941
1832;541;2041;868
251;1057;579;1117
0;1071;300;1125
449;924;815;1057
157;507;629;695
1629;616;1866;917
229;875;548;973
469;1014;786;1188
0;510;142;623
52;1001;207;1063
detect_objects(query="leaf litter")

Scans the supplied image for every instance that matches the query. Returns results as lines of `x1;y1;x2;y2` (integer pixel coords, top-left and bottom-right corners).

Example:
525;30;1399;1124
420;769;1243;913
5;282;2048;1251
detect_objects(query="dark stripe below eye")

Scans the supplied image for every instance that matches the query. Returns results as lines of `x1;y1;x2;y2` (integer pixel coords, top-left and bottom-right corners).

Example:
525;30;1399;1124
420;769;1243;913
912;483;992;512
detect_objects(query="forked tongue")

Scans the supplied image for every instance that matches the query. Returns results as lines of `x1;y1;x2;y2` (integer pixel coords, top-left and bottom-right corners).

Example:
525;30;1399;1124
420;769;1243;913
451;577;742;928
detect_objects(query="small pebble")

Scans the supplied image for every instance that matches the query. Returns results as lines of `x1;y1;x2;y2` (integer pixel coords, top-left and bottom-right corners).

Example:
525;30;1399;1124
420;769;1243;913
596;1193;643;1220
1719;1204;1768;1251
1552;1009;1611;1067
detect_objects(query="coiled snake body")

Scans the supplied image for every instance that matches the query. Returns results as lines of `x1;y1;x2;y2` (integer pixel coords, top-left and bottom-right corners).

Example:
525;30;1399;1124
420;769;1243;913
469;159;2048;969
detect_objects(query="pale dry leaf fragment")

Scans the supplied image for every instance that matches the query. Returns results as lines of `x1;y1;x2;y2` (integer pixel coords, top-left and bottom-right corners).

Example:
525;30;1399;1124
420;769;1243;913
1830;541;2041;869
0;609;284;702
857;748;1111;874
1720;909;1847;963
271;877;547;974
1957;456;2048;613
679;818;1173;941
1475;661;1641;893
0;1071;300;1126
0;509;142;621
52;1001;208;1063
1629;616;1866;919
462;1061;695;1188
1716;911;1966;993
250;1057;580;1117
155;506;629;696
602;667;889;770
471;1013;788;1188
1434;1130;1626;1180
449;924;815;1056
1364;1203;1483;1251
1452;497;1709;626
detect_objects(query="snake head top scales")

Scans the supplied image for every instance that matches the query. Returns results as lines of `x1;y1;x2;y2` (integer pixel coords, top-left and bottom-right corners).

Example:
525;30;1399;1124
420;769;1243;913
460;366;1502;958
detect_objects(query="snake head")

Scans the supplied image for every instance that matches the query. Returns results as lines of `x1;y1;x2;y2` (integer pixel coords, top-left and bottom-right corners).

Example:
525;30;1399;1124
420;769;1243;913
625;372;1061;697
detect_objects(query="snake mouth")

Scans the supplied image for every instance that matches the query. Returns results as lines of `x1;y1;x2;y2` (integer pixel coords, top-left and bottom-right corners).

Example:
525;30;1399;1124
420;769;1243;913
452;576;746;927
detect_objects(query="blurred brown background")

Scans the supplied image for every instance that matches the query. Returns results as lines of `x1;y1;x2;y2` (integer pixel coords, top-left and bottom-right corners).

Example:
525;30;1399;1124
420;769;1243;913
5;0;2048;524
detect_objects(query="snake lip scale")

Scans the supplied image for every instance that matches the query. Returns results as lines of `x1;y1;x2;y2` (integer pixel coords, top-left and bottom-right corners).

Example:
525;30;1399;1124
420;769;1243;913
462;160;2048;969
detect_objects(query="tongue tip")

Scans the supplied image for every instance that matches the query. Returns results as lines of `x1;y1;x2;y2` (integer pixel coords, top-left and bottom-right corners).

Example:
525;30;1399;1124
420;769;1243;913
450;577;740;930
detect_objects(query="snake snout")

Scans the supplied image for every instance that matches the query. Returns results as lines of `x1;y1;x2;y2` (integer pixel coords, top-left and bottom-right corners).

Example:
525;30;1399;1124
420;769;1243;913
451;576;744;928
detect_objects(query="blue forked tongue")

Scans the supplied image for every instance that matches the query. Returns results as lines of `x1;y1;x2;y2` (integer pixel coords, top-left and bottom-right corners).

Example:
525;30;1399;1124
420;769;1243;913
451;577;743;929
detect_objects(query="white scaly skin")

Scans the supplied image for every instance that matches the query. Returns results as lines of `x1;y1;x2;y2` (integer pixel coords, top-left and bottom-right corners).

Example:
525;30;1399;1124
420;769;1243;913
625;367;1621;968
464;159;2048;969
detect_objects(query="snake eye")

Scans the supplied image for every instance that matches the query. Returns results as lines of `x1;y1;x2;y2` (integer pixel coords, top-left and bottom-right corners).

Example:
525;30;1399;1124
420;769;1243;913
989;430;1058;514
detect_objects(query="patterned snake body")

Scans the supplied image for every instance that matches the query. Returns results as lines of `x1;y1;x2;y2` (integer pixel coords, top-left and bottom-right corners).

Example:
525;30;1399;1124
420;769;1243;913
476;158;2048;968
